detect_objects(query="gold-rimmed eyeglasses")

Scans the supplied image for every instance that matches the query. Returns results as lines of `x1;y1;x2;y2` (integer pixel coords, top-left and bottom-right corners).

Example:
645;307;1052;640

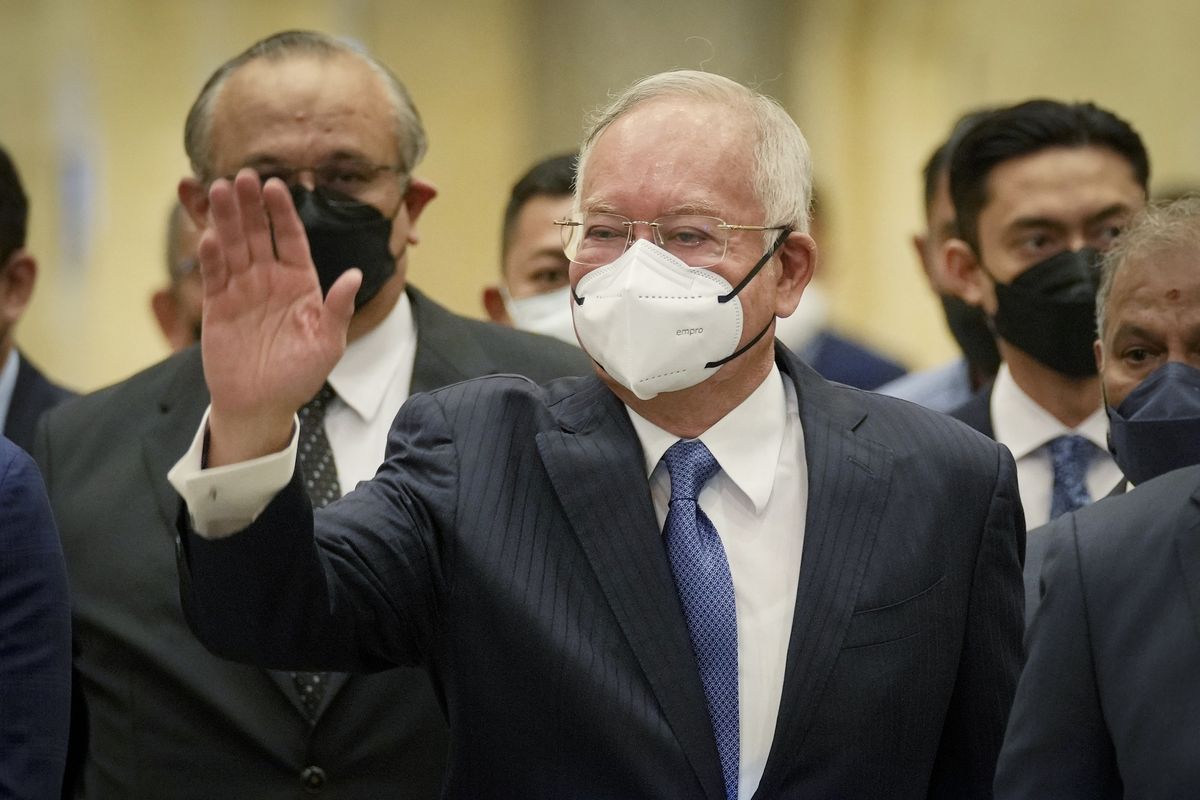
554;212;786;268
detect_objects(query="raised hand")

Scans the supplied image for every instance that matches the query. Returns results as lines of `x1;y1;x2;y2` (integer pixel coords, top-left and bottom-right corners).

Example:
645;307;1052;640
198;169;361;466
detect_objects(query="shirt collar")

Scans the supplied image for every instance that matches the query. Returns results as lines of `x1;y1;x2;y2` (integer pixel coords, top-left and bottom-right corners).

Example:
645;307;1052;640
625;364;788;513
990;362;1109;459
327;291;415;421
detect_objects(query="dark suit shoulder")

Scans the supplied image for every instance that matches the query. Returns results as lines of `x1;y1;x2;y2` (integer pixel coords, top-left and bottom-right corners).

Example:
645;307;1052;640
35;348;203;473
5;353;77;451
1066;464;1200;567
407;286;591;387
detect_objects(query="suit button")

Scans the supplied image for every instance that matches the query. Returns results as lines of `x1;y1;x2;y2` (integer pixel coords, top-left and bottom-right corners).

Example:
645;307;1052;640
300;766;327;793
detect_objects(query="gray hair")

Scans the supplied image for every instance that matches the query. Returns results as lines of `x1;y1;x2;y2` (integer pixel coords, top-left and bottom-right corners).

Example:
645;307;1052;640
183;30;427;181
575;70;812;238
1097;195;1200;336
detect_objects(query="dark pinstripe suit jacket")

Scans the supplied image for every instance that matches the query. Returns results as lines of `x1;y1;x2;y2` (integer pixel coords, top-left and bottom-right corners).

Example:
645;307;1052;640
181;343;1025;799
36;287;590;799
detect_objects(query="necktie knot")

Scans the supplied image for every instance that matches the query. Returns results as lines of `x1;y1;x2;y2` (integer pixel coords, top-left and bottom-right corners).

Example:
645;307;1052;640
1048;434;1095;519
663;439;720;502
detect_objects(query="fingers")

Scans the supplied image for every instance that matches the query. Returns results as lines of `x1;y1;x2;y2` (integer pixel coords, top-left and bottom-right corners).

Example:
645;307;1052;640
324;268;362;336
236;170;277;266
262;178;312;268
196;228;228;298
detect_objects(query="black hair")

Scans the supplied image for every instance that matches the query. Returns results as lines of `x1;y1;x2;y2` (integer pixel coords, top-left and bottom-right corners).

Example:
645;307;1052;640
921;108;994;216
949;99;1150;252
0;144;28;263
501;153;576;258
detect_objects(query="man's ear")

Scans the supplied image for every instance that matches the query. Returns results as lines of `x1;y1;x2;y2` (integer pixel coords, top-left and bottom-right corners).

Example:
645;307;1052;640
911;233;935;281
178;178;210;229
402;178;438;245
150;288;186;351
943;238;989;308
482;285;511;325
1094;337;1106;375
774;231;817;318
0;250;37;328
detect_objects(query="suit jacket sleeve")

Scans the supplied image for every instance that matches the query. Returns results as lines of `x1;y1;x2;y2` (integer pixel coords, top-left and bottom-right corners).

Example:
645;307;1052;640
929;444;1025;799
179;390;458;673
993;513;1121;800
0;441;72;799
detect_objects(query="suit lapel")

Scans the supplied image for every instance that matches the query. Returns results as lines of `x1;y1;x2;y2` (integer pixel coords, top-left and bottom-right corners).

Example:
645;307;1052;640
536;376;726;800
756;346;895;797
143;348;352;720
140;348;211;531
409;287;492;393
1173;485;1200;645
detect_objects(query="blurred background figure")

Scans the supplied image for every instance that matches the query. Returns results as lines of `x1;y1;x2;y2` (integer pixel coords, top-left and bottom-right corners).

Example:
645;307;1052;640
774;187;908;389
149;201;203;352
0;144;73;452
482;153;577;344
878;110;1001;411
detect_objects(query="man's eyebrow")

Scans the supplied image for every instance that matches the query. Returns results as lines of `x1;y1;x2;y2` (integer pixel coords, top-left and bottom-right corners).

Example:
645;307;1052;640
1086;203;1136;226
1006;216;1066;234
1108;322;1162;344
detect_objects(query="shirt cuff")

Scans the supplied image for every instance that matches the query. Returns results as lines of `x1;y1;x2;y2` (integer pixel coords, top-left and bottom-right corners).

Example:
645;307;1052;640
167;406;300;539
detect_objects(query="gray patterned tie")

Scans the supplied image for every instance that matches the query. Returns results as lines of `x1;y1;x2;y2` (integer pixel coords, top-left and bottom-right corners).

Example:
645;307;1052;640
292;383;341;719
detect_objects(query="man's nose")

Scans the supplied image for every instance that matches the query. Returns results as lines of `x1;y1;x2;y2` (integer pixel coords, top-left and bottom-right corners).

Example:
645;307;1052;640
627;220;662;246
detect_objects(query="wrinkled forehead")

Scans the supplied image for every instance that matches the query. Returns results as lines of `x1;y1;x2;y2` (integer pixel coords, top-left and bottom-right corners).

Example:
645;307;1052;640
577;99;759;215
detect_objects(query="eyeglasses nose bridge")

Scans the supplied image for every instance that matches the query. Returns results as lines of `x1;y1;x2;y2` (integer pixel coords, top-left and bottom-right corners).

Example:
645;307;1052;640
292;167;320;191
624;219;663;247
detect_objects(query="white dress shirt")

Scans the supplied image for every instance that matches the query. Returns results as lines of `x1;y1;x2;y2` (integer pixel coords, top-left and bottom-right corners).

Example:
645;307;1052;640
626;364;807;800
171;355;808;799
169;292;417;534
990;364;1122;528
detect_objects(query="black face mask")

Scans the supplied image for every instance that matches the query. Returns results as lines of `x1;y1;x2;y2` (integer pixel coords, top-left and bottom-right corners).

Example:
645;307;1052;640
1107;361;1200;486
992;248;1102;377
290;185;397;310
940;294;1001;382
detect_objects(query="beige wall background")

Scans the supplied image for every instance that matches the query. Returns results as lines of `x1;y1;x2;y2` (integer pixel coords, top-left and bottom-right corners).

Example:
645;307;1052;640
3;0;1197;391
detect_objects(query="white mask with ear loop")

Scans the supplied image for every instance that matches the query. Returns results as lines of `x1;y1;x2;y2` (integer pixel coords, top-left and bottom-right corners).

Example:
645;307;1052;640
571;233;788;400
501;285;579;346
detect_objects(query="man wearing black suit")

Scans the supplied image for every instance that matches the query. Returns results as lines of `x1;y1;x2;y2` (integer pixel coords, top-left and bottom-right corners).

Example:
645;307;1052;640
944;100;1148;529
173;70;1024;798
0;435;71;799
34;31;588;799
996;464;1200;797
0;145;73;452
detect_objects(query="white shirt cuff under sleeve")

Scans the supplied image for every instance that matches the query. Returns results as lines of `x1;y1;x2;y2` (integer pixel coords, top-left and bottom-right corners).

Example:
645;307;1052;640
167;406;300;539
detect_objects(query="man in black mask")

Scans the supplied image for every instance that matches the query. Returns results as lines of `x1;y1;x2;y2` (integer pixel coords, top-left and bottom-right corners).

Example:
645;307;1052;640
33;30;588;799
996;197;1200;798
943;99;1149;529
879;109;1000;411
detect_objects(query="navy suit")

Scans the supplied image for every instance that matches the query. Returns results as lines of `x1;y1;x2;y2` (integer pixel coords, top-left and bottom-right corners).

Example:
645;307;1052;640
180;343;1024;799
997;465;1200;798
0;435;71;799
4;352;73;452
34;288;590;799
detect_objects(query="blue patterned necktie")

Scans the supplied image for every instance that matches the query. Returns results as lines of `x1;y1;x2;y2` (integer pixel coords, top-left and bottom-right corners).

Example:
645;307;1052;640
662;439;739;800
291;383;341;719
1048;434;1095;520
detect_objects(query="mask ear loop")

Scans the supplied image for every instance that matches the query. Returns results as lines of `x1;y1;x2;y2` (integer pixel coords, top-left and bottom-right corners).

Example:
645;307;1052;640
718;228;791;303
706;229;792;369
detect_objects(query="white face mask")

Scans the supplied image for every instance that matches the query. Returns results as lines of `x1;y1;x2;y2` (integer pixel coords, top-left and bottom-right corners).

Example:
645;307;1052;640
571;237;783;400
501;285;578;346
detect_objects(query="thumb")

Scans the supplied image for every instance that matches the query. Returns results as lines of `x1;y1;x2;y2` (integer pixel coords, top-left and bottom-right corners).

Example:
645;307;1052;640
324;267;362;334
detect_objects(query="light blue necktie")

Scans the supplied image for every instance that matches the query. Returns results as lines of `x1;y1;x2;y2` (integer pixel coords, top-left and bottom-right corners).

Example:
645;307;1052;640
662;439;739;800
1048;434;1095;520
